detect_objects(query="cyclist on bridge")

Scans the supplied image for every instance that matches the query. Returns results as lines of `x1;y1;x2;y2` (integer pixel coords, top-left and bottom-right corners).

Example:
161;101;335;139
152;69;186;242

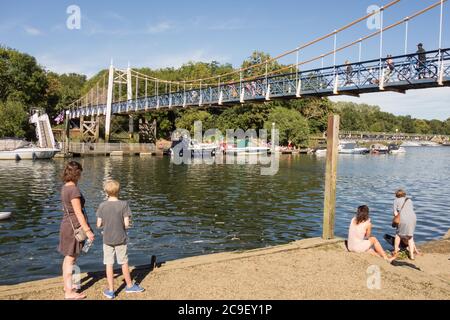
416;43;427;79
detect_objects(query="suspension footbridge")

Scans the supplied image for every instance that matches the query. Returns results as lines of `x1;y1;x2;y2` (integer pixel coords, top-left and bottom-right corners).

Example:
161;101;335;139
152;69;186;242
64;0;450;142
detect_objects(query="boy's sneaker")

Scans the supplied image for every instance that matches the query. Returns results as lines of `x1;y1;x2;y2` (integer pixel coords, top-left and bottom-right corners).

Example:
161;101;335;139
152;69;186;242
103;289;115;299
125;283;145;293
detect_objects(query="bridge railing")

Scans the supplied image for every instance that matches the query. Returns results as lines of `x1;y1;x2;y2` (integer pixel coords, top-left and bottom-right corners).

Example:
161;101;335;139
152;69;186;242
69;48;450;118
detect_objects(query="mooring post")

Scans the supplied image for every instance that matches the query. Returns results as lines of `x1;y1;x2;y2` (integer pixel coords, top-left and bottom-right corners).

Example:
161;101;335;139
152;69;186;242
322;114;340;240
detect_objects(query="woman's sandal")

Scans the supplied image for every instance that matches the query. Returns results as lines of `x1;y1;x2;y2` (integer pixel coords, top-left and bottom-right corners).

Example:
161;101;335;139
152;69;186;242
64;292;86;300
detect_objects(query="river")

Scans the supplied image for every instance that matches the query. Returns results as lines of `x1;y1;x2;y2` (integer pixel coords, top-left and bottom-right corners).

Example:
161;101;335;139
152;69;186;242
0;147;449;285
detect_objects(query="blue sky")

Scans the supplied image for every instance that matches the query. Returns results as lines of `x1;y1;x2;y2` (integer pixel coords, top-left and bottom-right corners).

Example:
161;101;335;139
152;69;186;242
1;0;449;120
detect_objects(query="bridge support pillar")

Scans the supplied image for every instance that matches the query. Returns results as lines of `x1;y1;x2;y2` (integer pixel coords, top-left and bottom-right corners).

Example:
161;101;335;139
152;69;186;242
80;116;100;143
322;114;340;240
105;62;114;142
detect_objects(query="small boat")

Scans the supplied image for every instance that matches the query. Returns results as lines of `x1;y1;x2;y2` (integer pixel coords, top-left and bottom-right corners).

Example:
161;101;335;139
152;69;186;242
388;144;406;154
314;148;327;156
0;111;60;160
169;137;217;157
0;212;12;221
224;146;271;155
443;142;450;147
401;141;421;147
339;142;369;154
370;143;389;155
420;141;440;147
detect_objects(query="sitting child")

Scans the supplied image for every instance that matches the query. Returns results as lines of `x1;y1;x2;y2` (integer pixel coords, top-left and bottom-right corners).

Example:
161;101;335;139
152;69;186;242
97;180;145;299
348;205;395;263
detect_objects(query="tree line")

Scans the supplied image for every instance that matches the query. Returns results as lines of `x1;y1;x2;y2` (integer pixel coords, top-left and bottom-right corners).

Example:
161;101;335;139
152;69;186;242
0;46;449;144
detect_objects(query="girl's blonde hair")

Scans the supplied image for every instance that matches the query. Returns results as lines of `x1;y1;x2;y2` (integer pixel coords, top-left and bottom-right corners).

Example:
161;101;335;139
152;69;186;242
104;180;120;197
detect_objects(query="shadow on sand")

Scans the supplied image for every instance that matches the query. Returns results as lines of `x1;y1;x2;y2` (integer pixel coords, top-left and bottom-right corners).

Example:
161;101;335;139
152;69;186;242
80;255;165;292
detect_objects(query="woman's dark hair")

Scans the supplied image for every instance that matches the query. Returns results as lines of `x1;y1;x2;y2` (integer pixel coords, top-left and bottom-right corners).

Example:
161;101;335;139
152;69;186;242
355;205;370;225
395;189;406;198
62;161;83;183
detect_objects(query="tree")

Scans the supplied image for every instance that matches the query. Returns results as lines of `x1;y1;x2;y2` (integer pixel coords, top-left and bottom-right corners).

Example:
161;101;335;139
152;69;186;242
264;107;309;147
414;119;431;134
0;99;28;138
175;109;214;134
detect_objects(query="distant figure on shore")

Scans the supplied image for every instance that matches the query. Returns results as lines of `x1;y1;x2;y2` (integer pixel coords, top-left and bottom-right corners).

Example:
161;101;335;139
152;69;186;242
392;189;420;260
348;205;395;263
96;180;145;299
58;161;95;300
416;43;427;79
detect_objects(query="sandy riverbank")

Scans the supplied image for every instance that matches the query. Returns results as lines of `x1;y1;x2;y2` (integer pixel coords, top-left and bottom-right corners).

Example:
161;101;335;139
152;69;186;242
1;235;449;300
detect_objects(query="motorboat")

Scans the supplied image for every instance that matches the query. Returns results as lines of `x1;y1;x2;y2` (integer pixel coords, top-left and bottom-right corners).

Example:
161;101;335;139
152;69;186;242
401;141;421;147
420;141;440;147
0;212;12;221
388;144;406;154
0;111;60;160
169;137;217;157
224;146;271;155
338;142;369;154
370;143;389;155
314;148;327;156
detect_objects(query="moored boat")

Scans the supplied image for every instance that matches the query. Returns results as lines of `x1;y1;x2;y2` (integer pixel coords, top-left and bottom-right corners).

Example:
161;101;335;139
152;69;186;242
339;142;369;154
388;144;406;154
370;143;389;154
0;212;12;221
0;111;60;160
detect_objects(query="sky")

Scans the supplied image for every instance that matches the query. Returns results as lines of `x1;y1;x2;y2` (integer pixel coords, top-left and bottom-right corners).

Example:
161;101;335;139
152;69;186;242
1;0;449;120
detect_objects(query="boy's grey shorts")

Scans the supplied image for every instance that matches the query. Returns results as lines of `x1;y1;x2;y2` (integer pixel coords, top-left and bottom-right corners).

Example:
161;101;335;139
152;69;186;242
103;244;128;265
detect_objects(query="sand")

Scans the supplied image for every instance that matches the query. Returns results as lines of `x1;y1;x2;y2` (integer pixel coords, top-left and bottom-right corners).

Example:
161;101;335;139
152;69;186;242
1;237;449;300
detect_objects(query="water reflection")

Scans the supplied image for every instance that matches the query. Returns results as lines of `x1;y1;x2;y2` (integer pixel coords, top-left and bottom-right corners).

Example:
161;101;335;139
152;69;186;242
0;148;449;285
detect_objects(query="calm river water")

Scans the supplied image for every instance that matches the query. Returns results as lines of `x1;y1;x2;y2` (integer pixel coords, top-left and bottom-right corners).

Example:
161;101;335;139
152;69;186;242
0;147;449;285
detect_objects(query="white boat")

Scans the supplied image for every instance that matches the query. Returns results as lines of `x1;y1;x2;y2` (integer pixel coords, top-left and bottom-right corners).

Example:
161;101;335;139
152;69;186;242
0;212;12;221
420;141;440;147
170;137;218;157
0;111;60;160
224;146;271;155
339;142;369;154
315;148;327;156
401;141;421;147
0;148;59;160
388;144;407;154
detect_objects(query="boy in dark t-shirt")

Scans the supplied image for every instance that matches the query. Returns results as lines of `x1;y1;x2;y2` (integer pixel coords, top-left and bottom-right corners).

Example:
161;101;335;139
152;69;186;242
96;180;144;299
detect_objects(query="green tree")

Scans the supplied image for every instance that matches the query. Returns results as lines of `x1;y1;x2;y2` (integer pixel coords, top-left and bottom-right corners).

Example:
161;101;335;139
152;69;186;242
414;119;431;134
0;99;28;137
264;107;309;147
175;109;214;134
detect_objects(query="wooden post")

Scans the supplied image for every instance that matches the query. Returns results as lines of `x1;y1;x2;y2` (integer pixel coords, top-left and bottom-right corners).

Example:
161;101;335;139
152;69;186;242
95;116;100;142
322;114;340;240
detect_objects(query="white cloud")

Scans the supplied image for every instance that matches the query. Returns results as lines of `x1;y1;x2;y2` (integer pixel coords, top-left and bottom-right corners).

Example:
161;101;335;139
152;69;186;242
209;19;245;31
24;26;42;36
329;87;450;120
137;49;231;69
147;21;174;34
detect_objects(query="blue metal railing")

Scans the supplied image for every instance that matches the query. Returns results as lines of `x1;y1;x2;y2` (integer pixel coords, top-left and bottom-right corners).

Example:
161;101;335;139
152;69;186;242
70;48;450;119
